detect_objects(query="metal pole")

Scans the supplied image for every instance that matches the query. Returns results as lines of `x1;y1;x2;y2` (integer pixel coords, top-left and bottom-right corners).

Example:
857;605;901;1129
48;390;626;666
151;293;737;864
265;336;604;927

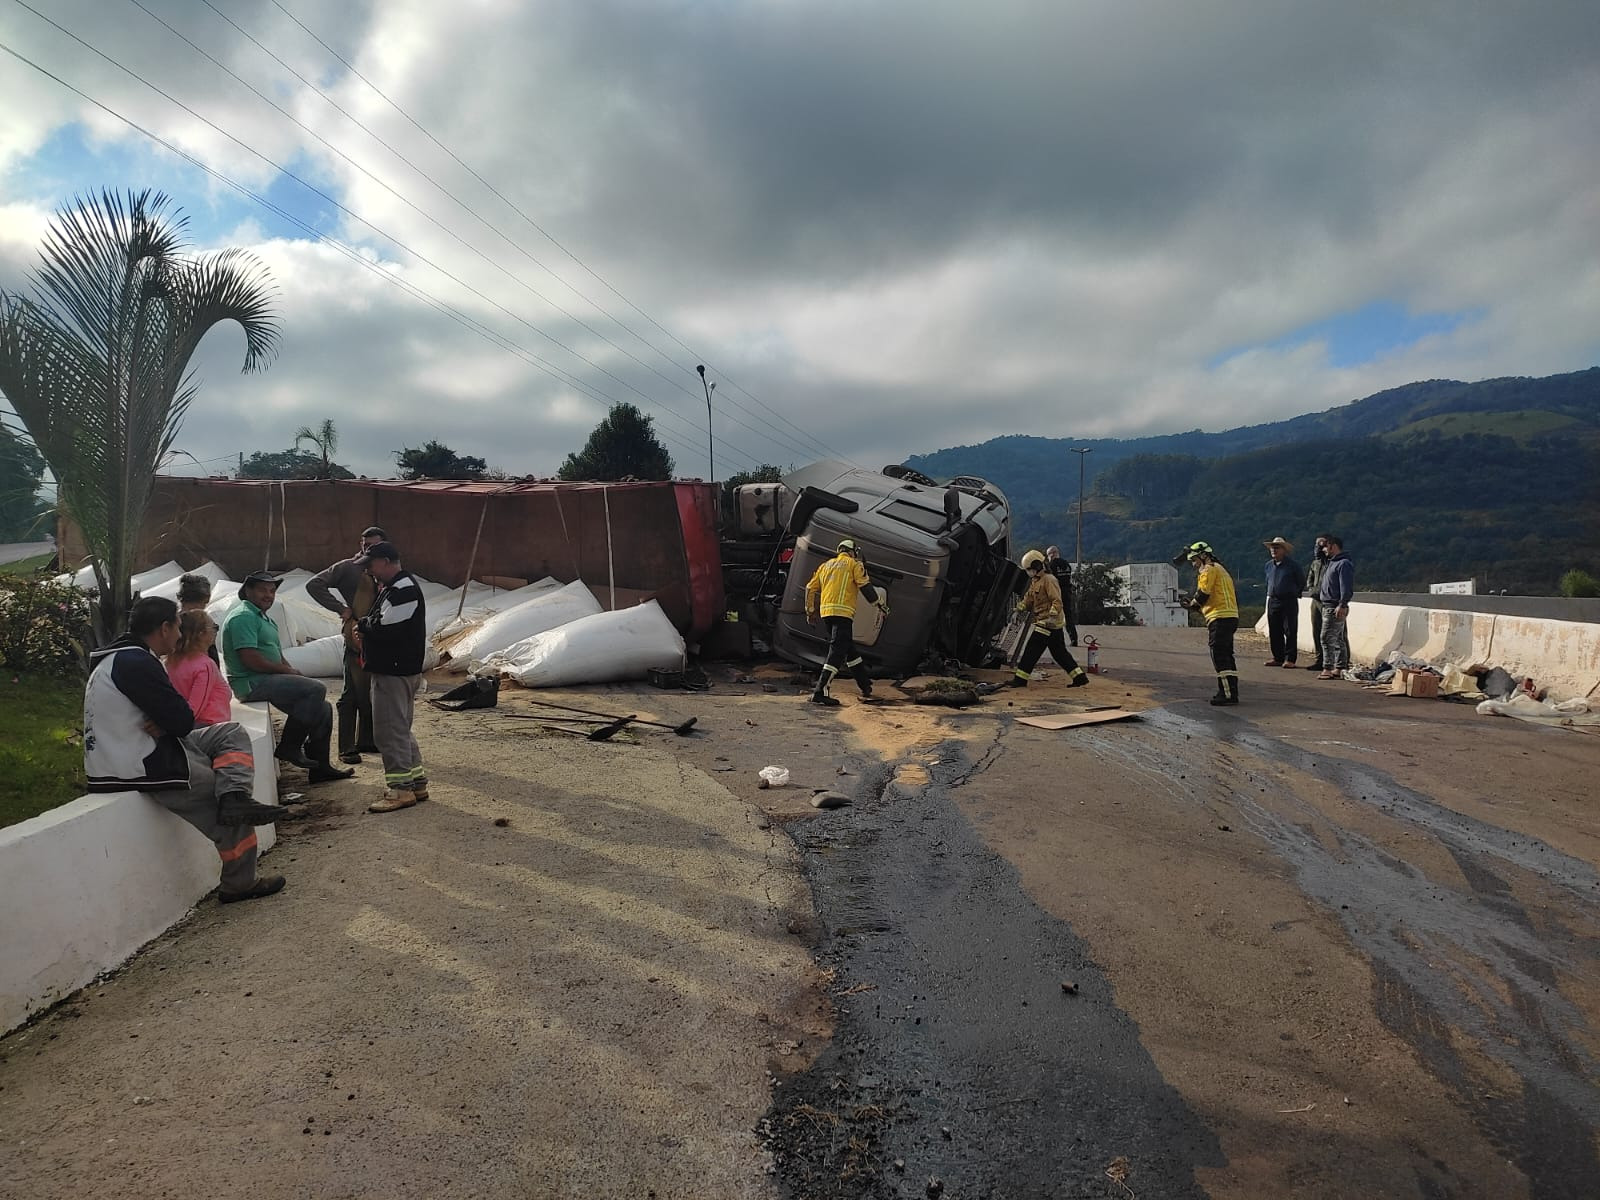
1069;447;1091;577
696;365;715;482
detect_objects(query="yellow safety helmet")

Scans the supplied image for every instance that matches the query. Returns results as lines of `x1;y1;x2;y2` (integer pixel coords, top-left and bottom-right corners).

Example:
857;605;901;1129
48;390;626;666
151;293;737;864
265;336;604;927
837;538;858;555
1185;540;1214;562
1020;550;1046;571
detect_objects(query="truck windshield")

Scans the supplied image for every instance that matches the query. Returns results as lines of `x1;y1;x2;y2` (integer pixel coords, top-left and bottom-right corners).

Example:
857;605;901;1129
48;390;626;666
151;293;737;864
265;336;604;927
879;500;948;534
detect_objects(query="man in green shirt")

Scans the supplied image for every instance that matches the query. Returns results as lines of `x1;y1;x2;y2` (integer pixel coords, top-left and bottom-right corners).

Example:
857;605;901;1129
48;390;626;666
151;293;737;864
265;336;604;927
222;570;353;784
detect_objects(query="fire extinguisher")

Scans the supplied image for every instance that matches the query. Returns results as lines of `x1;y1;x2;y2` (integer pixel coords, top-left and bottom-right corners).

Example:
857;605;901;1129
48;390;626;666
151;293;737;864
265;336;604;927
1084;635;1100;674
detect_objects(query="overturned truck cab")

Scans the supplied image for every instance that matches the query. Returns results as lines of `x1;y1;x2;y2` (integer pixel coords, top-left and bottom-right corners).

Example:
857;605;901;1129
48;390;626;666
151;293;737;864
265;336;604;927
770;461;1021;676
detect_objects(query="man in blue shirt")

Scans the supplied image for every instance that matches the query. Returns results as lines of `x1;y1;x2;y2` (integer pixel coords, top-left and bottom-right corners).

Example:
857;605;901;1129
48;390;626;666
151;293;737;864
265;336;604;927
1262;537;1306;667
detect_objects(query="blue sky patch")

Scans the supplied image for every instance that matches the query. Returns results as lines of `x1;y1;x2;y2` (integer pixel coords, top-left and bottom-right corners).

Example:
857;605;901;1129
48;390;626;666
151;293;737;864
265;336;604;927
1213;300;1483;369
3;124;346;248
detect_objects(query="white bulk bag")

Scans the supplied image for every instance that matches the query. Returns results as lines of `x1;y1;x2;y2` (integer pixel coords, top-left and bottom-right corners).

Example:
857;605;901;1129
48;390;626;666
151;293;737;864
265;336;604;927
489;600;685;688
131;560;185;593
431;577;563;640
141;561;231;601
283;633;345;678
441;581;602;671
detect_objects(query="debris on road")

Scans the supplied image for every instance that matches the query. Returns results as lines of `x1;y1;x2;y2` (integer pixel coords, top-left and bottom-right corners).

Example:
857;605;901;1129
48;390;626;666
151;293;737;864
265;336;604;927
1016;708;1144;730
810;791;851;810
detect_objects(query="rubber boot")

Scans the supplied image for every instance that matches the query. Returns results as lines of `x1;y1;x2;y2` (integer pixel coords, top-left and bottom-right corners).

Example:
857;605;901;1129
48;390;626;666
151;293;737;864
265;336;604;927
1211;677;1240;706
274;717;315;769
305;709;355;782
810;665;841;707
218;791;289;825
848;658;873;698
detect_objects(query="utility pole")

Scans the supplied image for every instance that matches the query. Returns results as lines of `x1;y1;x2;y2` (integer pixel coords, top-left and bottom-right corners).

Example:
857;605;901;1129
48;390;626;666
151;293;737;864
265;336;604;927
696;364;716;482
1069;446;1092;578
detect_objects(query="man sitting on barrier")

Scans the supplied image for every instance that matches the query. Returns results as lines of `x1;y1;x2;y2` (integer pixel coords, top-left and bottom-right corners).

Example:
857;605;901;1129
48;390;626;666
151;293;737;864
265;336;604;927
85;596;287;904
221;570;354;784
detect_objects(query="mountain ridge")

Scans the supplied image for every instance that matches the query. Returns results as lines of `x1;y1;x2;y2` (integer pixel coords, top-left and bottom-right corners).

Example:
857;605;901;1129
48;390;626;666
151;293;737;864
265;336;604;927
905;367;1600;594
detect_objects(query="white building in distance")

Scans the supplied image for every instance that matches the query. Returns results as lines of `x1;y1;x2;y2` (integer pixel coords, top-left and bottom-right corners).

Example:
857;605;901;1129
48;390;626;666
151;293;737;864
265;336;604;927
1115;562;1188;628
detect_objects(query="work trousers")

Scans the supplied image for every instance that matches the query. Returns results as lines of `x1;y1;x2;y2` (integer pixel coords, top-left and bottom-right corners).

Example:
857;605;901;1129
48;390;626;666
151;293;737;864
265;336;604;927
1266;597;1299;664
149;722;261;893
371;672;426;791
1320;607;1350;671
816;615;871;697
1309;600;1349;667
1207;617;1239;692
337;648;375;754
1014;627;1083;681
244;673;331;731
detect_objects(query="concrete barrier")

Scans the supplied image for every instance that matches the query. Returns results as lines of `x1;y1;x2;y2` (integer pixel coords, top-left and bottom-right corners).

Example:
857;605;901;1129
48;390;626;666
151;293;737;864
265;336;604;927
1256;601;1600;699
0;703;278;1034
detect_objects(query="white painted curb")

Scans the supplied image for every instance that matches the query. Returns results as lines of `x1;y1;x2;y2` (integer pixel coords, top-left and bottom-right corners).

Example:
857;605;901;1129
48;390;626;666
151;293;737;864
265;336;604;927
1;702;278;1033
1254;600;1600;699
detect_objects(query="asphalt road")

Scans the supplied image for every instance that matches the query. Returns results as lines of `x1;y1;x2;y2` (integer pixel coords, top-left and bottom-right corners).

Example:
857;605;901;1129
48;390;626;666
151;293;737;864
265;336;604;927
673;627;1600;1199
0;541;53;566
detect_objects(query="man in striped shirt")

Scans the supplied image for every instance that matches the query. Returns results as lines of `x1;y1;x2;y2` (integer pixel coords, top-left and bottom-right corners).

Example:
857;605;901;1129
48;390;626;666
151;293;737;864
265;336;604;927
355;542;431;813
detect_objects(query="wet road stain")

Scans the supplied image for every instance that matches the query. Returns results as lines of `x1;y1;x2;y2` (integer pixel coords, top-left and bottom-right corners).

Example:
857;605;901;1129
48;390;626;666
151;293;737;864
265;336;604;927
764;741;1223;1199
1091;706;1600;1199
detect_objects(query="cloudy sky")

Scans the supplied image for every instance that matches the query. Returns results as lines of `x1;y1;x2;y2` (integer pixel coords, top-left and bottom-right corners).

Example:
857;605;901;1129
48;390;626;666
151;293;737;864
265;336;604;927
2;0;1597;481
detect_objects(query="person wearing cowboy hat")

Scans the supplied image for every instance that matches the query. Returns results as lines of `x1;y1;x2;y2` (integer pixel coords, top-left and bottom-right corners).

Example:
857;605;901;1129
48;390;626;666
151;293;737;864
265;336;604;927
220;570;354;784
1262;536;1306;668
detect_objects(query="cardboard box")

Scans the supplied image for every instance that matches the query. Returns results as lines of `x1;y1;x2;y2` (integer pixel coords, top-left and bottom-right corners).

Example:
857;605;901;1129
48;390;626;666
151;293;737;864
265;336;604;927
1390;668;1440;698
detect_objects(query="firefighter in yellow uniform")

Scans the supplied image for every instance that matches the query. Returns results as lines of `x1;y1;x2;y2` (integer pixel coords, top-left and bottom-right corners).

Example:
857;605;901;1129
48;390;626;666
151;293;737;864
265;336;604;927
1182;541;1240;705
1011;550;1089;688
805;539;888;707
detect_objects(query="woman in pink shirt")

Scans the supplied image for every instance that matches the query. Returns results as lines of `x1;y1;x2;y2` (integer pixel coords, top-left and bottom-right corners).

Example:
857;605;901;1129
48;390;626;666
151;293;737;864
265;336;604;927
166;609;234;725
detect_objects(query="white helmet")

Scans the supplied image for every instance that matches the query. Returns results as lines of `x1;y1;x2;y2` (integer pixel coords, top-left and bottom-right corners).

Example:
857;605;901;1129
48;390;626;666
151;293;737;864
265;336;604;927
1020;550;1046;571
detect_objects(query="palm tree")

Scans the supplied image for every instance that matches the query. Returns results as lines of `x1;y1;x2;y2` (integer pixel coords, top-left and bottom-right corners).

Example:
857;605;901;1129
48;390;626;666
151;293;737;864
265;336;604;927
293;418;339;479
0;189;278;641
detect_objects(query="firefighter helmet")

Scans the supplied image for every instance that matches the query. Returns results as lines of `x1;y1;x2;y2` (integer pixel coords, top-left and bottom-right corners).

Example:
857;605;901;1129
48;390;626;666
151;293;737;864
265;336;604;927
837;539;858;555
1185;541;1214;561
1020;550;1047;571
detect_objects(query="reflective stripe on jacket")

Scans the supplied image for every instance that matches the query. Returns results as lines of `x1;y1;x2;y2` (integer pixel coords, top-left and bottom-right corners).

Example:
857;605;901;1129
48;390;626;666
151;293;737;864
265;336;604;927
806;553;871;619
1019;572;1066;630
1197;563;1239;622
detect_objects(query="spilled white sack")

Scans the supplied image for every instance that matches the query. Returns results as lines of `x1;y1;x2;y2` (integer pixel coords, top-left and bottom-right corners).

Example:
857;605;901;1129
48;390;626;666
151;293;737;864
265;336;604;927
486;600;685;688
283;633;345;678
429;577;563;640
440;581;602;671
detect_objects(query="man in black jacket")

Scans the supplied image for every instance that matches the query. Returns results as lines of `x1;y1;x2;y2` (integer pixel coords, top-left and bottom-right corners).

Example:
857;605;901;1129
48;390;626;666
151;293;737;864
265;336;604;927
84;596;287;902
1262;537;1306;667
356;542;430;814
1044;546;1079;646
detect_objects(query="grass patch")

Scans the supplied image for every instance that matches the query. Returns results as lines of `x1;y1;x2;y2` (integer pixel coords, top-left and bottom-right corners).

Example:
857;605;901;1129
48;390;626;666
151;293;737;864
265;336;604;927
0;674;86;830
0;553;54;577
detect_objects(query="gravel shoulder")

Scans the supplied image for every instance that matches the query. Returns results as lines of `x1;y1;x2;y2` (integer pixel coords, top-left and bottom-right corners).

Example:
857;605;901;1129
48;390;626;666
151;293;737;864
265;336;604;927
0;691;822;1200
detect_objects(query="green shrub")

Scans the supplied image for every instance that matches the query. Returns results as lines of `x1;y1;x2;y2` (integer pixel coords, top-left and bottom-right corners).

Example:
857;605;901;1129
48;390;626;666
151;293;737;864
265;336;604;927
0;570;91;676
1559;569;1600;598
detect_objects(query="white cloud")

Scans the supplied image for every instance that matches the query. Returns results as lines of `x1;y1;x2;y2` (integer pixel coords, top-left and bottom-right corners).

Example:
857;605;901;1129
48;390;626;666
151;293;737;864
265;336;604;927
1;0;1597;480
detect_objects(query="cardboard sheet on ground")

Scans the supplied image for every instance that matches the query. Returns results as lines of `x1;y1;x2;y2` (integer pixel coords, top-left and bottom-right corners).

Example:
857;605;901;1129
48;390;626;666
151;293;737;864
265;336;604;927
1016;708;1144;730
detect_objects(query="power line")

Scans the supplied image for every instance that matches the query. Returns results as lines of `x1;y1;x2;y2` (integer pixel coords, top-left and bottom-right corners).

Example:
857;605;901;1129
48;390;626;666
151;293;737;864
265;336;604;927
260;0;860;469
117;0;777;469
1;8;762;474
0;39;742;476
177;0;843;473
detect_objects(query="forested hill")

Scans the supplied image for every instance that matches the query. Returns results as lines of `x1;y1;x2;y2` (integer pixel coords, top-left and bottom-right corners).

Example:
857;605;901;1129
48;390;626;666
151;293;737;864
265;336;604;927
905;368;1600;594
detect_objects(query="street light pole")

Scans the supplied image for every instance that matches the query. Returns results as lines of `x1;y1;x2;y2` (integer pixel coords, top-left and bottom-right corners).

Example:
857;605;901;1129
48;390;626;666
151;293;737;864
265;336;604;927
1069;446;1092;577
696;364;716;482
